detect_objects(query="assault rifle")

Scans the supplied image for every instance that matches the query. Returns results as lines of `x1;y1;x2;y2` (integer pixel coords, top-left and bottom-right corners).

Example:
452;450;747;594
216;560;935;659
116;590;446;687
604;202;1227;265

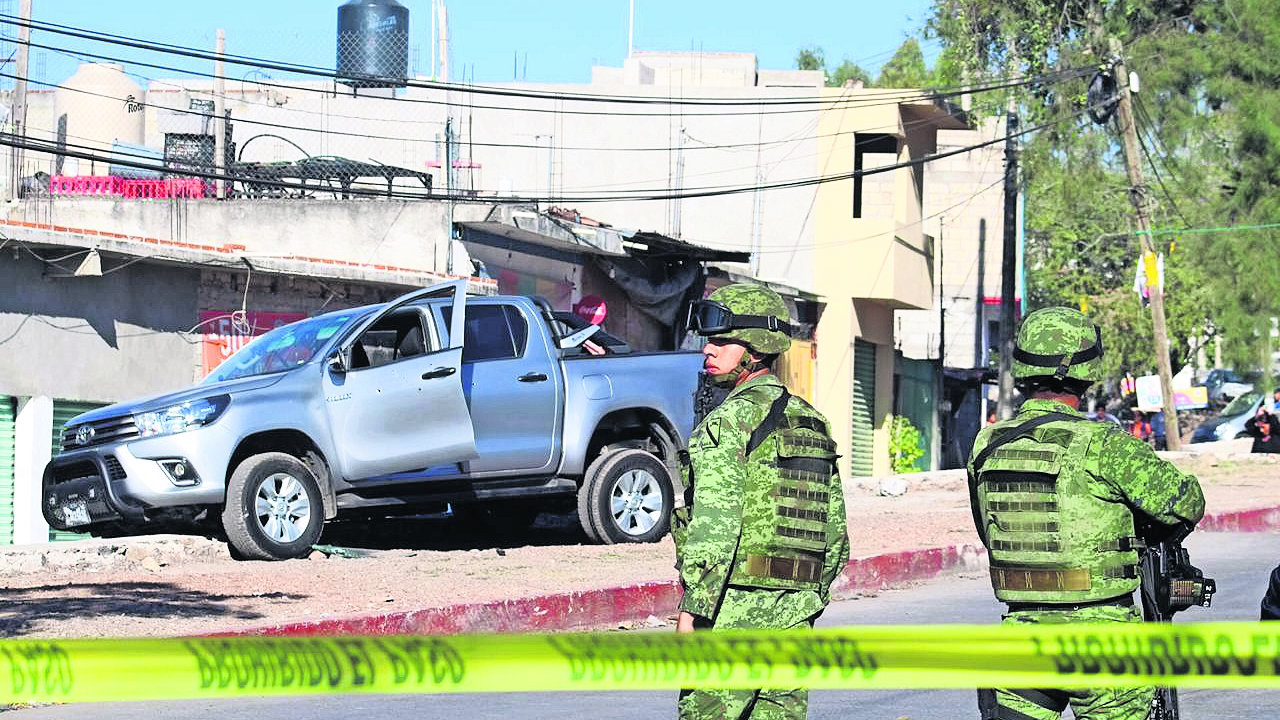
1137;524;1216;720
692;372;731;426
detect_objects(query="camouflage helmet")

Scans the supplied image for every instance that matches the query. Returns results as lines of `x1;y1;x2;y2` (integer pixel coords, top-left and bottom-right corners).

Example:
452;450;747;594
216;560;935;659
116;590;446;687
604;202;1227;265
1012;306;1104;383
692;283;792;355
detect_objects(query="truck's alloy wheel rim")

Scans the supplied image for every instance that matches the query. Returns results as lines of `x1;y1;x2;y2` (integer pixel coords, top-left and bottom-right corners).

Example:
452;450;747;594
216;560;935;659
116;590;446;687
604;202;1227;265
254;472;312;543
610;468;663;536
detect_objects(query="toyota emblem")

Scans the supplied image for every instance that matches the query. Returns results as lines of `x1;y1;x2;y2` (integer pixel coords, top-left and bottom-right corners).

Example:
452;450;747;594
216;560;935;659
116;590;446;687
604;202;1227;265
74;425;95;446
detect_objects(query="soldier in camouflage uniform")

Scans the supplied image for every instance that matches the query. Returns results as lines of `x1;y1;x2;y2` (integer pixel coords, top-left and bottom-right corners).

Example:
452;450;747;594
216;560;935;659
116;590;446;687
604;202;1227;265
967;307;1205;720
672;283;850;720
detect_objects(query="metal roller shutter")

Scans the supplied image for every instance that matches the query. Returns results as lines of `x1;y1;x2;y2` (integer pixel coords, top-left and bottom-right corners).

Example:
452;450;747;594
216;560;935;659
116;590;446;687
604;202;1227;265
0;397;15;545
850;339;877;477
50;400;105;542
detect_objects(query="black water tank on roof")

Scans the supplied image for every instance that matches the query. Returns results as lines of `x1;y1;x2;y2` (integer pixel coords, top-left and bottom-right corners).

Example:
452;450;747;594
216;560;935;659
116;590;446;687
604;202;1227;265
336;0;409;88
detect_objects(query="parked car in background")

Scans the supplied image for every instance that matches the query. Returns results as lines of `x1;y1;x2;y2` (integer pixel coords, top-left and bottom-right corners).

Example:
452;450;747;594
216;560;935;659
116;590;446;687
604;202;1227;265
1199;368;1256;402
1190;389;1265;443
43;280;702;560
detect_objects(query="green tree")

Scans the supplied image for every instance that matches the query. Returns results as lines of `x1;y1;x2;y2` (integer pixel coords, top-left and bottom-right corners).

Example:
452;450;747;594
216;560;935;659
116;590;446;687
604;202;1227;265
927;0;1280;381
828;59;872;88
876;38;932;88
1180;0;1280;374
795;46;826;72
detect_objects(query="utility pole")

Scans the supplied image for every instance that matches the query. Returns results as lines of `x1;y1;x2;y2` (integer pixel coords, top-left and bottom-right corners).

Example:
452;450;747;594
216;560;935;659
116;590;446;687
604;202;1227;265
937;216;946;470
214;29;226;200
670;126;685;237
9;0;31;200
975;217;987;368
938;216;947;371
1111;38;1181;450
997;112;1019;419
444;117;454;275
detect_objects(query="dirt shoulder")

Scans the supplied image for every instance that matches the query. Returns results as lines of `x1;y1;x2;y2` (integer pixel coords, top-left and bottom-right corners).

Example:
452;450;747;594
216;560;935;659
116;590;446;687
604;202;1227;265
1;447;1274;639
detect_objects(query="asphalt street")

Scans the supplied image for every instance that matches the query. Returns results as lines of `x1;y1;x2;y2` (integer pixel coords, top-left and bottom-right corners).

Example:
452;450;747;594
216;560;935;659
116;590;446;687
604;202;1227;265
9;531;1280;719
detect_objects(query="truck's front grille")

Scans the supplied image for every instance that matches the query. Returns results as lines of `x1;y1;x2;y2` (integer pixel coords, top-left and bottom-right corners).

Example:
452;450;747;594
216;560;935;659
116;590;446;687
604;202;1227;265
61;416;138;451
50;460;100;485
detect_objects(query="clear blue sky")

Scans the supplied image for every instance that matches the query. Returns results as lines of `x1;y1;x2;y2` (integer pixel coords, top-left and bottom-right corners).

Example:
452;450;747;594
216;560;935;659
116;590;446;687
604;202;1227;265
23;1;938;86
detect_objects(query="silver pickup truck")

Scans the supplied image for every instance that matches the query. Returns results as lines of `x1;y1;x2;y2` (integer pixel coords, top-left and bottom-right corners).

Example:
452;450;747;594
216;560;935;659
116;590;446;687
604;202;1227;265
43;280;701;560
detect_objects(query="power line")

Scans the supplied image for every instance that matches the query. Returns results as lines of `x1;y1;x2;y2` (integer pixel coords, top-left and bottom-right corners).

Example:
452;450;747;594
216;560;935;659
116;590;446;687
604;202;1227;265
753;176;1005;255
1132;96;1192;229
13;35;917;119
3;66;978;157
0;94;1106;204
0;13;1075;110
1;15;1094;119
11;71;998;199
1137;221;1280;237
27;34;1065;120
2;44;1097;197
35;30;963;149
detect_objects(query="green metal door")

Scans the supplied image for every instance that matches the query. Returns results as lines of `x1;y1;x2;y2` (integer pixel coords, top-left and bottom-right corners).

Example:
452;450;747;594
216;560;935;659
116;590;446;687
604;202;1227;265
0;397;15;546
895;355;936;472
50;400;103;541
850;339;877;477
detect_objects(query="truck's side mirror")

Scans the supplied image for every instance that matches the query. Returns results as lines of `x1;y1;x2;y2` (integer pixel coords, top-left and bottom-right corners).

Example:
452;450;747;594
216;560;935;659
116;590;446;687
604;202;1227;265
327;351;348;374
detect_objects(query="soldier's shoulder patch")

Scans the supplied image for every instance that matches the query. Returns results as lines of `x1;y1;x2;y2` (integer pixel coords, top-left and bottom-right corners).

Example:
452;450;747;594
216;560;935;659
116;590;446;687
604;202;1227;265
703;417;722;447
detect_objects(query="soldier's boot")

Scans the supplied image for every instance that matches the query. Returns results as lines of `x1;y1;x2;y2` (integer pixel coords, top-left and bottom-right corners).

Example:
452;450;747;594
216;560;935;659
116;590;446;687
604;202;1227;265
677;688;807;720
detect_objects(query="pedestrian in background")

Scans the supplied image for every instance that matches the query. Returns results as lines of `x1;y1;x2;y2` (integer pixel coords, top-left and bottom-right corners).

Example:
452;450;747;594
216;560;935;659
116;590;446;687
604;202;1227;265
1129;410;1153;445
967;307;1205;720
1150;408;1168;450
1086;398;1122;425
673;283;850;720
1245;407;1280;454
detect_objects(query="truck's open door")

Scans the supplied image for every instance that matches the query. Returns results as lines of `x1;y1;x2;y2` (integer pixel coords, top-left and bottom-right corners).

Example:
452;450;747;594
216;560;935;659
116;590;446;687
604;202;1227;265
322;280;478;480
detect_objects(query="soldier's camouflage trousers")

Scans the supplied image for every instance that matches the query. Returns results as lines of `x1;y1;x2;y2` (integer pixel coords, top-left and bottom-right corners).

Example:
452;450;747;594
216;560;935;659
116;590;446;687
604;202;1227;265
978;603;1155;720
677;588;818;720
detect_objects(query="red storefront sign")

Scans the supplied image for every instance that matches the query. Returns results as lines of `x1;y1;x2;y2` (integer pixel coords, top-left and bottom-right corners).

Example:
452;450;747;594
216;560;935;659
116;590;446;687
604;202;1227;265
200;311;307;376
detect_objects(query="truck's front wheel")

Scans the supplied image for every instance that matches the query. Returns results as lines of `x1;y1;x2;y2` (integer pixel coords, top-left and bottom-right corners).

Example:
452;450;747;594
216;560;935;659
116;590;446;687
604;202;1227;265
579;449;672;544
222;452;324;561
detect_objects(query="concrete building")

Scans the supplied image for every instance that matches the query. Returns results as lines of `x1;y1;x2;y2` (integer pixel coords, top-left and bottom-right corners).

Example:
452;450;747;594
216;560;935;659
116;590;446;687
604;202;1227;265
0;52;980;538
896;118;1010;468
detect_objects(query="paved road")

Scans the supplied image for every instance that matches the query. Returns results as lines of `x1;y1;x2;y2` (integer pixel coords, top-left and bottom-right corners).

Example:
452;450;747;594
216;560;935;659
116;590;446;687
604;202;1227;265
10;531;1280;719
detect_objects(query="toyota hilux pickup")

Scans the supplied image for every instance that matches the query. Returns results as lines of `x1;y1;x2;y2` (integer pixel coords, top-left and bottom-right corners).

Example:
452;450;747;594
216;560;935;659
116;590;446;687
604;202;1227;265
43;280;701;560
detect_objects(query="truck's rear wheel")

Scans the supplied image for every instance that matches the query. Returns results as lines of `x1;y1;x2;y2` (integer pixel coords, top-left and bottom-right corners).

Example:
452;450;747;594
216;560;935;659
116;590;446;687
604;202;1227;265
579;448;672;544
222;452;324;561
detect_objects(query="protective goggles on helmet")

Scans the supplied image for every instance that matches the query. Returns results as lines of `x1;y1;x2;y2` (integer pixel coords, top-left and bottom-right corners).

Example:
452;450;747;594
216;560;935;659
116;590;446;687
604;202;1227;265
686;299;795;337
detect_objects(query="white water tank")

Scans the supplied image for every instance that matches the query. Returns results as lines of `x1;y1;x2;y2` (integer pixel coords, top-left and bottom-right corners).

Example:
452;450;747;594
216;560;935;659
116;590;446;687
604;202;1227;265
54;63;145;175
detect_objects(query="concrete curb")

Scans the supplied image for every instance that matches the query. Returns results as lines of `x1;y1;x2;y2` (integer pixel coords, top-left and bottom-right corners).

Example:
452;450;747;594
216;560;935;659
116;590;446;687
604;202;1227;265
230;506;1280;638
1201;506;1280;532
235;544;989;637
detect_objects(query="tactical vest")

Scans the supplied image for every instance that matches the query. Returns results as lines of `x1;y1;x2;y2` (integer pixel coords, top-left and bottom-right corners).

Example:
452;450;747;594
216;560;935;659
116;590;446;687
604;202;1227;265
725;385;841;592
971;413;1141;604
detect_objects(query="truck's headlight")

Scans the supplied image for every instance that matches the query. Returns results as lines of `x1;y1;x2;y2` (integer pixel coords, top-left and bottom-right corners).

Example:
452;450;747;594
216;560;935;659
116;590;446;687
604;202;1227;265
1215;423;1230;439
134;396;229;439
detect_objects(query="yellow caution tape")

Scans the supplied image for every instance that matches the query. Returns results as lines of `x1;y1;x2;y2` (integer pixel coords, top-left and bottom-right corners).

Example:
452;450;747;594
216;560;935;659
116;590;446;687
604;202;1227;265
6;622;1280;703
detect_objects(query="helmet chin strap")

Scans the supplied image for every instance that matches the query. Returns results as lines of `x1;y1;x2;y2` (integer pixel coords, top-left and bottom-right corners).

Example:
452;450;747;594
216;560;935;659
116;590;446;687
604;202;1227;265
709;348;766;388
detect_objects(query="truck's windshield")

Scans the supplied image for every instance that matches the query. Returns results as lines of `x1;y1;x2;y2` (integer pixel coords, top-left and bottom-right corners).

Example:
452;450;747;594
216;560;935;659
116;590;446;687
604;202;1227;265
203;312;359;383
